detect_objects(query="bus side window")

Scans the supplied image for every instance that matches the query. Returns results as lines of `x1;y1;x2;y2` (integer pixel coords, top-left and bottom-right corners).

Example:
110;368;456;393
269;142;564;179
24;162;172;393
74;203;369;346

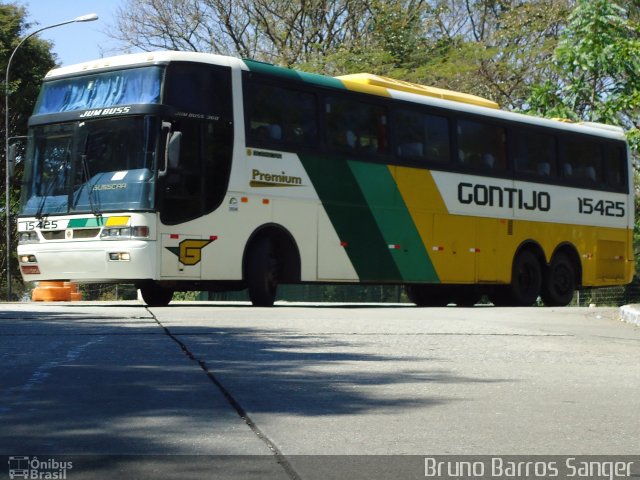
561;138;603;185
246;81;317;149
457;119;506;172
424;115;450;164
165;62;232;118
512;128;557;179
395;108;449;164
604;143;626;191
326;97;388;155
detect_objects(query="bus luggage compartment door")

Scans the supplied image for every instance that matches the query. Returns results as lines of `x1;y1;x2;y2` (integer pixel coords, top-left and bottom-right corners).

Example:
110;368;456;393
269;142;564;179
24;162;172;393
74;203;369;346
160;234;207;278
432;214;476;283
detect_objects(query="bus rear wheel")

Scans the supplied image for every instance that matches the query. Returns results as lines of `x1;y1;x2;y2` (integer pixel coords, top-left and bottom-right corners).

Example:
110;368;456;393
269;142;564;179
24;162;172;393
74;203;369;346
246;237;278;307
509;250;542;306
541;253;575;306
139;282;174;307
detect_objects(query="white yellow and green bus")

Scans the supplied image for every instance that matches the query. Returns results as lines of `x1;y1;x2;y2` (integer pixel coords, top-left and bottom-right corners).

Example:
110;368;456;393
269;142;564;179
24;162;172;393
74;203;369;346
15;51;634;307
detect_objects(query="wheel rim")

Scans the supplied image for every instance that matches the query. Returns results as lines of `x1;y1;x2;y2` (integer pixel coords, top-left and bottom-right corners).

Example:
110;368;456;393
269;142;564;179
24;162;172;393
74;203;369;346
266;254;278;294
517;263;537;294
247;238;279;306
512;252;542;305
553;264;572;294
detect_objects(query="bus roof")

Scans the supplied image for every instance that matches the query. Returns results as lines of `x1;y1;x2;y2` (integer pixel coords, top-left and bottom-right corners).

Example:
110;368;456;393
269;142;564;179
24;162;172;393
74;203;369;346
43;51;627;142
44;51;247;79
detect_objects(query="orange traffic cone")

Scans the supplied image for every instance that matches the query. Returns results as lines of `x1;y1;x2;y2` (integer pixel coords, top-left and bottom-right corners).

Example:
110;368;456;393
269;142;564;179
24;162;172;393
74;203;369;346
32;281;82;302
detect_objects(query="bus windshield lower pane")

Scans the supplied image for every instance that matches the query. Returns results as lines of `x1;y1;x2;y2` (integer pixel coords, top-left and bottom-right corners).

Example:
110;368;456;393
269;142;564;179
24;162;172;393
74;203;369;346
20;116;158;216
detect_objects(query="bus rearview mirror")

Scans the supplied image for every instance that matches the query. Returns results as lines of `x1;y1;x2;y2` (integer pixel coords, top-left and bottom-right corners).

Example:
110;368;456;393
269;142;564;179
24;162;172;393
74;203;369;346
167;131;182;169
7;144;18;178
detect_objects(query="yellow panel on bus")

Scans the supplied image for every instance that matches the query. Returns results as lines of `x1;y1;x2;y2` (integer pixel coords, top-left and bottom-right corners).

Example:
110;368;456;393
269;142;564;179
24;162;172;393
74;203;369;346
337;73;500;109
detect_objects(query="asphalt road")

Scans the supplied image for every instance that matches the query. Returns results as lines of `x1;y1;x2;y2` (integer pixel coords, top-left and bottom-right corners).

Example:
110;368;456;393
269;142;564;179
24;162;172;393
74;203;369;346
0;302;638;479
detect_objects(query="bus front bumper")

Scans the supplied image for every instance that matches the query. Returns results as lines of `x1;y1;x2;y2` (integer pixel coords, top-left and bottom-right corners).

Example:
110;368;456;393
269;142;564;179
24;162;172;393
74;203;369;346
17;240;157;283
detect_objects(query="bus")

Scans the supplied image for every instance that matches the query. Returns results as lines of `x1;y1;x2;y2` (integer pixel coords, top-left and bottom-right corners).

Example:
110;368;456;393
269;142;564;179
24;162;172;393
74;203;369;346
15;51;634;307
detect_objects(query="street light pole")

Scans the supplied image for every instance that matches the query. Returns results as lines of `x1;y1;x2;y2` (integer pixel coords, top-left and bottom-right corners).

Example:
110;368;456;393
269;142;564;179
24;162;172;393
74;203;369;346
4;13;98;301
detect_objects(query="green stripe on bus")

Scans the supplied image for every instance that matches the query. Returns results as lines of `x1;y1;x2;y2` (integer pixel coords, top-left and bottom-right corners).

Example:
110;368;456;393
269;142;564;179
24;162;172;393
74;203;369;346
67;217;106;228
298;71;346;90
348;161;440;282
244;59;346;90
298;154;401;281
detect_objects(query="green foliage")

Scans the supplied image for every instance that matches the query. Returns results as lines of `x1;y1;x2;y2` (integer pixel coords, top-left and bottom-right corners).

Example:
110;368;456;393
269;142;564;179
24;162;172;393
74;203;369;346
366;0;426;69
1;5;56;133
79;284;138;301
526;0;640;129
0;4;56;300
297;0;428;77
301;0;573;109
172;290;201;301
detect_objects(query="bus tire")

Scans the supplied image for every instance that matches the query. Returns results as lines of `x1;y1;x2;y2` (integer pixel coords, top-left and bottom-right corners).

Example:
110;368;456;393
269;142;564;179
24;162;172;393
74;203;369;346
509;250;542;306
246;237;278;307
140;282;173;307
405;285;450;307
541;253;575;307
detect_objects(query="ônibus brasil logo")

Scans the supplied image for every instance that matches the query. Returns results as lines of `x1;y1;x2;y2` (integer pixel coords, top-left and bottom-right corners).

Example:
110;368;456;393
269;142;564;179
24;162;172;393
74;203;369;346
8;456;73;479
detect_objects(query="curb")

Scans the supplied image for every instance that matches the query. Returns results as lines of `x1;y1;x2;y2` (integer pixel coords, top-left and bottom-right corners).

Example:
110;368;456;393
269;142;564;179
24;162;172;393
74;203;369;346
618;305;640;327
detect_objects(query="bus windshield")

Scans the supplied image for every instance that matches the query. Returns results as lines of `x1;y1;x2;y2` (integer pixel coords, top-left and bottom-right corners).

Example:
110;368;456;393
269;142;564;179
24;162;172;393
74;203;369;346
19;116;159;216
34;66;162;114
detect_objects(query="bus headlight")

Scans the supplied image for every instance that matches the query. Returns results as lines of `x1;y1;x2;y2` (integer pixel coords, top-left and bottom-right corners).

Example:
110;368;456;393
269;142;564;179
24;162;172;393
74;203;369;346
19;232;39;244
101;227;129;239
108;252;131;261
19;254;37;263
131;226;150;238
101;226;150;239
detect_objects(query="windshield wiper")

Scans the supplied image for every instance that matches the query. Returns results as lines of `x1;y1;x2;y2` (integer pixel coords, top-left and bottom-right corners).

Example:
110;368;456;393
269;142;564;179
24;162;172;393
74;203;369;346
35;159;67;219
72;153;100;216
72;135;102;217
35;183;53;220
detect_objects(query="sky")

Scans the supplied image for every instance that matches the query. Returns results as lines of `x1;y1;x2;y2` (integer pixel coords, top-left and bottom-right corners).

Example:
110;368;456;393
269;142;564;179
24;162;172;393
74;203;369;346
15;0;129;66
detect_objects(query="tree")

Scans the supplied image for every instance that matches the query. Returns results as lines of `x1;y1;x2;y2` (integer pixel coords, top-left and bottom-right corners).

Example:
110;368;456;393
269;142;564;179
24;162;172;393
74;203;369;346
526;0;640;130
109;0;574;110
1;3;57;299
297;0;430;76
401;0;573;108
111;0;373;66
312;0;572;108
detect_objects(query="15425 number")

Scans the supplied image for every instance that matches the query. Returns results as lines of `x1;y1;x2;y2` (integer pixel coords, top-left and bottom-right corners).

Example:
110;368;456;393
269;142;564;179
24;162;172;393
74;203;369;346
578;197;625;217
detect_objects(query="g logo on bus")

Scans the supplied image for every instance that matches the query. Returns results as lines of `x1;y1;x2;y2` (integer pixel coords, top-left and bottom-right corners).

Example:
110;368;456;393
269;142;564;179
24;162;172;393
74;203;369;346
165;239;215;266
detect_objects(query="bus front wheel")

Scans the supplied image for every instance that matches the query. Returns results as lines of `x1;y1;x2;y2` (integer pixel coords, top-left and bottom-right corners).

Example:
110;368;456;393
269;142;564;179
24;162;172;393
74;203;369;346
246;237;278;307
541;253;575;306
139;282;174;307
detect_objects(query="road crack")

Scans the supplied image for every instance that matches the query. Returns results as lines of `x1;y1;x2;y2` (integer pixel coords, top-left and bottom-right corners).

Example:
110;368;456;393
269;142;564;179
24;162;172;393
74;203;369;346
146;307;300;480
